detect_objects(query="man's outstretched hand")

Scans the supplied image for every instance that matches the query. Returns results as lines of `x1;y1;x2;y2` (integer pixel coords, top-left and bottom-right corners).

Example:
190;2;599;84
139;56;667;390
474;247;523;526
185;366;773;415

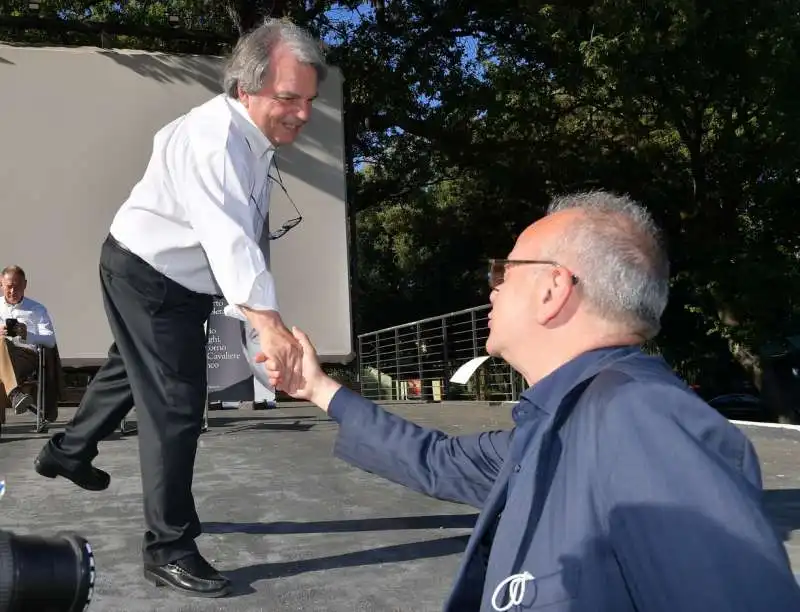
254;321;304;393
260;327;341;411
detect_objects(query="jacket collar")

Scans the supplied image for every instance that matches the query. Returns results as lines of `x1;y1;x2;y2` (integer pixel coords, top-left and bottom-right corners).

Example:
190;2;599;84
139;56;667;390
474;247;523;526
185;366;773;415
515;345;641;420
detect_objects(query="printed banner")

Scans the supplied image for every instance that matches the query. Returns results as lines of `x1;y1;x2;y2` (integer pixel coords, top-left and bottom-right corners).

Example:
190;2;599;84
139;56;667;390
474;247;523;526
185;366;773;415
206;298;254;403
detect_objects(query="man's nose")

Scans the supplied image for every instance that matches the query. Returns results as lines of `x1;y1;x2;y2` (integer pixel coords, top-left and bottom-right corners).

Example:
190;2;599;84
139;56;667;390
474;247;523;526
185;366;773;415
295;100;312;122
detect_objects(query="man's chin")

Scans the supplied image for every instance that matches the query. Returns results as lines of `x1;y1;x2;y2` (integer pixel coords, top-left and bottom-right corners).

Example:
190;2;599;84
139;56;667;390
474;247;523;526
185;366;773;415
265;130;299;147
275;126;303;145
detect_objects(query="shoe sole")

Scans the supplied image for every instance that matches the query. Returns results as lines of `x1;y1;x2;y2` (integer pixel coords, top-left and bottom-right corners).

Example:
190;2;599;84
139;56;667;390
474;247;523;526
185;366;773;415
144;570;231;598
34;461;58;479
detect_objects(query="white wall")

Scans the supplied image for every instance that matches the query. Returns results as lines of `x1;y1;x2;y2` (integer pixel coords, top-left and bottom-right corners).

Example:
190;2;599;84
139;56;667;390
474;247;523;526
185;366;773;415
0;44;353;364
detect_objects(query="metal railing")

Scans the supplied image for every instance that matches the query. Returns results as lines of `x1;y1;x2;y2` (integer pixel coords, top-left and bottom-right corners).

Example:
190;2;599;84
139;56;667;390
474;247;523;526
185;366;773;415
357;304;525;402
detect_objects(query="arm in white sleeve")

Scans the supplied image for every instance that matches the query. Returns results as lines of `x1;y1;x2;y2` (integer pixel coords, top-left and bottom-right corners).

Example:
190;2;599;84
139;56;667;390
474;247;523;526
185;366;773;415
27;305;56;348
178;133;278;312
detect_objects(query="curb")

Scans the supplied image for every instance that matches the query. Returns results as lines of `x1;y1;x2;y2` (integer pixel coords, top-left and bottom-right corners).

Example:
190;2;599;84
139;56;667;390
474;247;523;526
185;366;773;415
731;420;800;432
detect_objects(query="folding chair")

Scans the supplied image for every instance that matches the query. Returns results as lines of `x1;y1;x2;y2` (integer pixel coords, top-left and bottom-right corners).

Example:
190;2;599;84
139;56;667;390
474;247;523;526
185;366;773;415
7;344;57;434
32;345;48;433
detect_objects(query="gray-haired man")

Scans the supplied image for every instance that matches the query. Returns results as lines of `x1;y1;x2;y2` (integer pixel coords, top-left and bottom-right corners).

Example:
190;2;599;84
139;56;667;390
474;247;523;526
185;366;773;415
35;18;326;597
283;191;800;611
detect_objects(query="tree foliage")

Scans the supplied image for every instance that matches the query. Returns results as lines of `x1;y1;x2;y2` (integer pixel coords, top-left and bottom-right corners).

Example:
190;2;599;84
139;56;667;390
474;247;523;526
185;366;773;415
346;0;800;412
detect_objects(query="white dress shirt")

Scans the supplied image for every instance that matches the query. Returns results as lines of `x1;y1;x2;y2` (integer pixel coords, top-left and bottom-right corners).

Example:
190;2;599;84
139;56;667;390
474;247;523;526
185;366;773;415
1;296;56;350
109;94;279;313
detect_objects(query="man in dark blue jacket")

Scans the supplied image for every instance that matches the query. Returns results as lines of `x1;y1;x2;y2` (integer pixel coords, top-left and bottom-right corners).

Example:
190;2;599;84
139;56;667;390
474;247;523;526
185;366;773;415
275;190;800;611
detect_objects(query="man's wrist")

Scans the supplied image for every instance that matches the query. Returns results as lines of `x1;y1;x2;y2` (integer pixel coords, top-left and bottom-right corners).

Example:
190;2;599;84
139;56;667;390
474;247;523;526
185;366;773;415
240;306;284;334
310;377;342;412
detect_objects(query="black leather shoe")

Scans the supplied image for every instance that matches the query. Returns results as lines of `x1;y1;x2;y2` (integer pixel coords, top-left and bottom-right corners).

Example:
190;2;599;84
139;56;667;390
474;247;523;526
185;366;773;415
34;441;110;491
143;553;231;598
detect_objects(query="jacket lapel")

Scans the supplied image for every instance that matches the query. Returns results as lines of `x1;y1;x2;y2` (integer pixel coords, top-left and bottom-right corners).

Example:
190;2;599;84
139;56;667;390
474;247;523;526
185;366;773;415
444;455;518;610
446;349;642;610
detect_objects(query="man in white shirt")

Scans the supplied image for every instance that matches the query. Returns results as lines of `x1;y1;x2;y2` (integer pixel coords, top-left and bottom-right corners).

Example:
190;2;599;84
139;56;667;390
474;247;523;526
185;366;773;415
0;265;57;433
34;18;326;597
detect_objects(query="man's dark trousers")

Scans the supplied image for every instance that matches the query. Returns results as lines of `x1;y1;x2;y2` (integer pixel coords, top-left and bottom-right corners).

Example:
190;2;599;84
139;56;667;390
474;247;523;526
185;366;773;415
47;234;213;565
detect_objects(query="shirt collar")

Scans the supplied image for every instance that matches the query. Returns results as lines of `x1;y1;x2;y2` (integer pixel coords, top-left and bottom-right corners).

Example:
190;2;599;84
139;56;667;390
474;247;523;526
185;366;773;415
226;96;275;159
514;345;641;421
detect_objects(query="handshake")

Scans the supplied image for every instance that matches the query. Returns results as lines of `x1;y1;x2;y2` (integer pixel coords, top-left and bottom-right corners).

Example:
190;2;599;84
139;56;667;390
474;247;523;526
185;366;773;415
253;326;341;412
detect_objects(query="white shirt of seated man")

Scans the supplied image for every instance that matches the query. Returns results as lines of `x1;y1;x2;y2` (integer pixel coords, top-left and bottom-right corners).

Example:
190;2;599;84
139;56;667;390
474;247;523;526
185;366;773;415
0;267;56;351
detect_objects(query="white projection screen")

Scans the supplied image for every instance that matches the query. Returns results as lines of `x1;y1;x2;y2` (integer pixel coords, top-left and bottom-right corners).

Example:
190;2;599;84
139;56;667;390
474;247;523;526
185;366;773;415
0;44;353;365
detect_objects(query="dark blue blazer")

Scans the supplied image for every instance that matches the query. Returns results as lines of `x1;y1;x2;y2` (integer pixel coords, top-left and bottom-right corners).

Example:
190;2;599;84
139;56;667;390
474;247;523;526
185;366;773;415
328;346;800;611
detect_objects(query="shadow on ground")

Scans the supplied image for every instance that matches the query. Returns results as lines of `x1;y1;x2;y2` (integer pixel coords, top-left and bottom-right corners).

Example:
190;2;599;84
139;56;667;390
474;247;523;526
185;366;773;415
204;513;478;535
225;535;470;597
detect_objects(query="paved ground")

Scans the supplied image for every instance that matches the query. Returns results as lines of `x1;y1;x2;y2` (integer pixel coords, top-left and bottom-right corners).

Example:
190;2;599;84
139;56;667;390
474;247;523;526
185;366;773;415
0;401;798;611
739;422;800;568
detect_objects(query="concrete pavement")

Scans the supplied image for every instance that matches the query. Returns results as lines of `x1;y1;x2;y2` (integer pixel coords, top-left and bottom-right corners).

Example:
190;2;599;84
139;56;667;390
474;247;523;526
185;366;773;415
0;401;798;611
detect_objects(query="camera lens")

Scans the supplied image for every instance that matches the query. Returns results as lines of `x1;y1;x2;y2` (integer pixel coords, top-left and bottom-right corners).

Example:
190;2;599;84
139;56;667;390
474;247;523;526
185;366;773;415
0;530;95;612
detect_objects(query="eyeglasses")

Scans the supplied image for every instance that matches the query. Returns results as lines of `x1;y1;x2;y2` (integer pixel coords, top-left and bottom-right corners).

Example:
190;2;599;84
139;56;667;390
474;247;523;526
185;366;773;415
249;156;303;241
267;157;303;240
488;258;579;289
267;160;303;240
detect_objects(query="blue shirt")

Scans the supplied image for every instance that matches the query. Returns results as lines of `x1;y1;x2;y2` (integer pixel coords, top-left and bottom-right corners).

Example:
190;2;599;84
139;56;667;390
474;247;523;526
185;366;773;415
329;346;800;611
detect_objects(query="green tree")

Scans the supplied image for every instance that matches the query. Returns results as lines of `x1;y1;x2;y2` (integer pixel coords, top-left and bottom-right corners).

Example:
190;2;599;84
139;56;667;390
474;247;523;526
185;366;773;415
349;0;800;418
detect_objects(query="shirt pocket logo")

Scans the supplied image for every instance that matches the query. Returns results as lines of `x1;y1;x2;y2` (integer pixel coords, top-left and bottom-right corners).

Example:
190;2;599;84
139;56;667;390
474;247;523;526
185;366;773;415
491;564;580;610
491;571;534;611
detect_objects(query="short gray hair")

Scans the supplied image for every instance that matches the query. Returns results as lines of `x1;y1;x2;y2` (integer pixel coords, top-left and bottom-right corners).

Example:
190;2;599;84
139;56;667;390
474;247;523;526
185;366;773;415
223;18;327;98
1;265;26;280
545;190;670;339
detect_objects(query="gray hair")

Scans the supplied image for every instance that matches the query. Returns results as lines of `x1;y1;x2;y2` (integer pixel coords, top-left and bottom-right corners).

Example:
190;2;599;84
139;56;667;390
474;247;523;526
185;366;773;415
2;265;26;280
545;190;670;339
223;18;327;98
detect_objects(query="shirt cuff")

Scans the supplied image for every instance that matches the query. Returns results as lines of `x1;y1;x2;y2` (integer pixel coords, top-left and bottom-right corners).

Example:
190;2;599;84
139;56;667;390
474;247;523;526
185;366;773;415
219;271;279;321
222;304;246;321
240;273;279;313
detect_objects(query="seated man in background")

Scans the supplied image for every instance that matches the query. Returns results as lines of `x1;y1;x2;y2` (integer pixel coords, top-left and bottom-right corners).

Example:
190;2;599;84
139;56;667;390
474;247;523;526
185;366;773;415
0;265;57;433
282;191;800;611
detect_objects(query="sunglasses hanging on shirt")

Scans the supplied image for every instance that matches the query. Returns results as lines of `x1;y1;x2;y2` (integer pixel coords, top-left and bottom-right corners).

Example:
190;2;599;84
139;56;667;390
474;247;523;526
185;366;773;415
268;162;303;240
248;153;303;240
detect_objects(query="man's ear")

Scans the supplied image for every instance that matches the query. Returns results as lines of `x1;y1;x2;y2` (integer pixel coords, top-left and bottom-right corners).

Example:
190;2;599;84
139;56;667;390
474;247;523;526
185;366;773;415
237;86;250;107
533;268;574;325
